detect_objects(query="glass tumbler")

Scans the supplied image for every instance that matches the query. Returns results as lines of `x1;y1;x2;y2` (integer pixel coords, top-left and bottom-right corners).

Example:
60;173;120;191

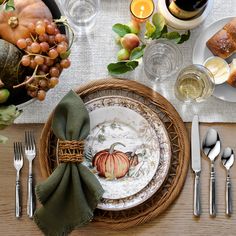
143;39;183;81
174;64;215;103
60;0;100;35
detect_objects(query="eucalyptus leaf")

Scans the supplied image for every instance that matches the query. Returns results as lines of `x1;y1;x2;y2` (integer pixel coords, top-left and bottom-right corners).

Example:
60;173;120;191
145;21;156;38
107;61;138;75
152;13;165;32
112;23;131;37
5;0;15;11
130;45;146;60
178;30;191;44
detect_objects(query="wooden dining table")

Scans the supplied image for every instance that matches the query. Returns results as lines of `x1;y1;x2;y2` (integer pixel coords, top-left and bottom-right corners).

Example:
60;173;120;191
0;122;235;236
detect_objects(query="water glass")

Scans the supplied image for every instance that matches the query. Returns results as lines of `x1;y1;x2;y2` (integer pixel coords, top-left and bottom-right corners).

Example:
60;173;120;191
143;39;183;81
174;64;215;103
60;0;100;35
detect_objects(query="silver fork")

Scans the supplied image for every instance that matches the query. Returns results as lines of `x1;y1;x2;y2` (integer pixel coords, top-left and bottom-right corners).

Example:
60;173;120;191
25;131;36;218
13;142;24;218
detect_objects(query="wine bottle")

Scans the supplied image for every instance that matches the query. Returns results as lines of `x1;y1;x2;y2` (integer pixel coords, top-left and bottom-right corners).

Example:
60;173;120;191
167;0;208;20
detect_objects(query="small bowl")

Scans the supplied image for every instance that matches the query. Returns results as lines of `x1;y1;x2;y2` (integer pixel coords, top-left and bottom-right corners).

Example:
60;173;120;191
157;0;214;30
203;56;230;85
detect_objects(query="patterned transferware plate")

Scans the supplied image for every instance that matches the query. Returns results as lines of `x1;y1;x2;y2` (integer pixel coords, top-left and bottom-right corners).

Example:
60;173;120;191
84;97;160;200
83;96;171;210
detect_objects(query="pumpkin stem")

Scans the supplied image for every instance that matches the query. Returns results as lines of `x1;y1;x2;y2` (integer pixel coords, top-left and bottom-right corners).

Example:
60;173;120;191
8;16;19;28
109;142;126;154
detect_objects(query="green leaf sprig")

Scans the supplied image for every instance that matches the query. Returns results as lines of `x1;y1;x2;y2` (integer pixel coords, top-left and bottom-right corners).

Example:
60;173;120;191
107;13;191;75
146;13;190;43
108;23;145;75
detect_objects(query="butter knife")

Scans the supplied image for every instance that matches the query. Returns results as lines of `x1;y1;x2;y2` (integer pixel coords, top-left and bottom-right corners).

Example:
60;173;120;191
191;115;201;216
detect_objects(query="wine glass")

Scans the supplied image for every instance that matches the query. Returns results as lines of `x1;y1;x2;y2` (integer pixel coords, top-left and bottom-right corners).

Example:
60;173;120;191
174;64;215;103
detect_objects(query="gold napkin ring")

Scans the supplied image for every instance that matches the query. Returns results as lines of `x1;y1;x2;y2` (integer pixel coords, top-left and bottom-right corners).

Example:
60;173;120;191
57;140;84;163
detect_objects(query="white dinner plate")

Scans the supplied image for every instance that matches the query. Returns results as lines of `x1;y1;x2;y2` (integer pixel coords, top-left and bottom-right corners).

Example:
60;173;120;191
83;95;171;211
192;16;236;103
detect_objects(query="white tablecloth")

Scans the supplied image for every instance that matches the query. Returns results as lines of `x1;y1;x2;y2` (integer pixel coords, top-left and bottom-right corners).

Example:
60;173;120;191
16;0;236;123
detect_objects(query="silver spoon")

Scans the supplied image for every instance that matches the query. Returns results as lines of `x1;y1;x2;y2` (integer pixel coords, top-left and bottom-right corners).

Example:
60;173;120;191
221;147;234;216
202;128;221;217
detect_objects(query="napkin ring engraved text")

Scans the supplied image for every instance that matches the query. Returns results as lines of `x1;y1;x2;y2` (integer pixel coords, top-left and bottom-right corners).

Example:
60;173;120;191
57;140;84;163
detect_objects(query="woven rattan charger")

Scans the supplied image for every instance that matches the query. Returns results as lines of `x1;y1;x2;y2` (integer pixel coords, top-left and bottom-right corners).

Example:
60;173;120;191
39;78;190;230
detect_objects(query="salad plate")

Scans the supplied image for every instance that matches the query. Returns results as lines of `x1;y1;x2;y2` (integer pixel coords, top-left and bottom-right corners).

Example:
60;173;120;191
192;16;236;103
84;96;171;210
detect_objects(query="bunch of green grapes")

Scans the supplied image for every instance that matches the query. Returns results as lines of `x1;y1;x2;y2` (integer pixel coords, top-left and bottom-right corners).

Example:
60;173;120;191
16;19;71;101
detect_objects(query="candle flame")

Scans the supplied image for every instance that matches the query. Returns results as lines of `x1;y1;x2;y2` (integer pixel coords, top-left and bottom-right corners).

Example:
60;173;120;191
140;5;145;17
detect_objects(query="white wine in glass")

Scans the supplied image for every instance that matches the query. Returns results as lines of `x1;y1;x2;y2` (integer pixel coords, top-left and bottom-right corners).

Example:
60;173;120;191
174;64;215;102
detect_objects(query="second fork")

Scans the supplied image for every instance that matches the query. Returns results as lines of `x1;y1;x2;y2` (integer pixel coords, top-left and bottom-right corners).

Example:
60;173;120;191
25;131;36;218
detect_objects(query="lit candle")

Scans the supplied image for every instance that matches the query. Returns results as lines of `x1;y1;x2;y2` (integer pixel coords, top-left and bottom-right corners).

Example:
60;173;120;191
130;0;155;22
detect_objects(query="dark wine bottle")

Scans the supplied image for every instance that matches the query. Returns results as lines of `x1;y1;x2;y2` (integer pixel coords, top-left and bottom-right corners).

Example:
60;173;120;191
167;0;208;20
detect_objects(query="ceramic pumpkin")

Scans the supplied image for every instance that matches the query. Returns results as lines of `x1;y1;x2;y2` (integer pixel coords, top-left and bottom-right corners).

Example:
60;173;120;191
0;0;52;45
93;142;130;179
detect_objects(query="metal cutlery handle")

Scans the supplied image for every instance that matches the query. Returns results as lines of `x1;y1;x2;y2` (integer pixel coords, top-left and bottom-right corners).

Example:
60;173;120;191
194;172;201;216
27;174;34;218
226;176;232;216
15;180;21;218
210;164;216;216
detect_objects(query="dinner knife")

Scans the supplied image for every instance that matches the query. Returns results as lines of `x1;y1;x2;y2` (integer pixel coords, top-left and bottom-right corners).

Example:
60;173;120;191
191;115;201;216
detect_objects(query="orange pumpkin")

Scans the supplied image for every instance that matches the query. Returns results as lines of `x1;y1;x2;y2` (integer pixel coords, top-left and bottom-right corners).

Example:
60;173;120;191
0;0;52;45
93;142;130;179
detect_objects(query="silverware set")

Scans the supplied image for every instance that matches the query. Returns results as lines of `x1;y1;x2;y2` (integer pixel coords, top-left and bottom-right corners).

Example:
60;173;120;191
13;131;36;219
191;115;234;217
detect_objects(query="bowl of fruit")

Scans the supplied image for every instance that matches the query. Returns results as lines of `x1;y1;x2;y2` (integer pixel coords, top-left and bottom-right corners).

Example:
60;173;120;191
0;0;72;130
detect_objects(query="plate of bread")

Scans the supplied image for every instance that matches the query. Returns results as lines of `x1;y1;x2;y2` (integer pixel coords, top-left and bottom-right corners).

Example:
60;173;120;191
193;16;236;103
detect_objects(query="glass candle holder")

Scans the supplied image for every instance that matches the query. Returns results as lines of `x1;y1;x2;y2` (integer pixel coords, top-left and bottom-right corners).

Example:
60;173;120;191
143;39;183;81
130;0;155;22
174;64;215;103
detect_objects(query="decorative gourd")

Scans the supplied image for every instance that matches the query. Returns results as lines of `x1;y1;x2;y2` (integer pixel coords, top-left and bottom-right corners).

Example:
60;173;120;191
126;151;139;167
93;142;130;179
0;0;52;45
0;39;24;87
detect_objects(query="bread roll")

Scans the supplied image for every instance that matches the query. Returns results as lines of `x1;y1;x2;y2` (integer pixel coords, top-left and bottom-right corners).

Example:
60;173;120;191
206;18;236;59
227;59;236;87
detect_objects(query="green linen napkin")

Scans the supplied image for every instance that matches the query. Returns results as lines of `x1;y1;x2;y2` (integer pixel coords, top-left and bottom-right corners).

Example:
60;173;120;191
34;90;104;236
